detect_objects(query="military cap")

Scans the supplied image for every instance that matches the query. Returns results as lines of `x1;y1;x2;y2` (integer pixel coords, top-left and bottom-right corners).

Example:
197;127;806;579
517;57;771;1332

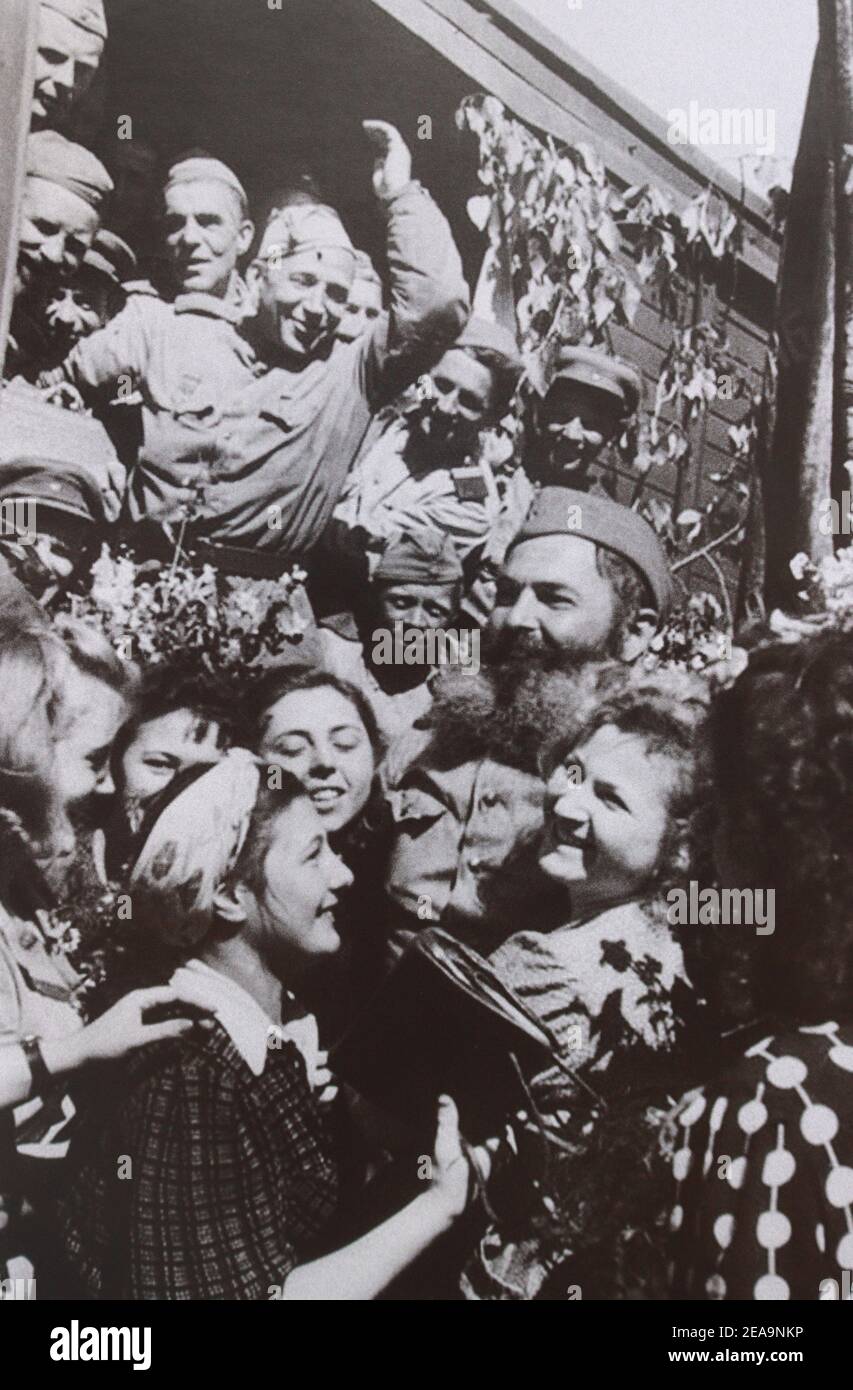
165;155;248;215
83;229;137;285
41;0;107;40
549;345;641;416
513;486;671;615
375;530;464;585
0;458;104;525
27;130;113;212
258;202;355;265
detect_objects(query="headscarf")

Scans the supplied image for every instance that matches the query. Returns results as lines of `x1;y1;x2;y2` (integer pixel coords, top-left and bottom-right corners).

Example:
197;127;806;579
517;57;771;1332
129;748;261;948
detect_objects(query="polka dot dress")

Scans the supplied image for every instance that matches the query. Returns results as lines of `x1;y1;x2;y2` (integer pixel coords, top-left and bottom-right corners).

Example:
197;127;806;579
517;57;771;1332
668;1022;853;1300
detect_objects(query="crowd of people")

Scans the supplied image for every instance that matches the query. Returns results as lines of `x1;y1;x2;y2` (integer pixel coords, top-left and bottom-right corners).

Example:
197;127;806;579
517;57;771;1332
1;0;852;1303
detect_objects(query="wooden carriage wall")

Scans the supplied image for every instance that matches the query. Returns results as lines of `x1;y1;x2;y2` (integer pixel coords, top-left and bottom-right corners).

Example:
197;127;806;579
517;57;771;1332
0;0;781;600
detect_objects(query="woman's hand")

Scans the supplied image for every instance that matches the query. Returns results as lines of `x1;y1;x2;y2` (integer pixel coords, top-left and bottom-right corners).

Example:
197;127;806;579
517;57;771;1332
427;1095;497;1220
72;985;213;1066
363;121;412;201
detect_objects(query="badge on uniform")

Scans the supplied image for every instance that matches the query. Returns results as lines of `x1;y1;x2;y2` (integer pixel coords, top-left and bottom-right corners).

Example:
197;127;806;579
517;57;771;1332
451;468;489;502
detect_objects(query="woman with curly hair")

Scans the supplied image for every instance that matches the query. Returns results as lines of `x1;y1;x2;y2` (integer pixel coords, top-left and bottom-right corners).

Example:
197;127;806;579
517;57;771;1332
668;630;853;1301
462;669;711;1300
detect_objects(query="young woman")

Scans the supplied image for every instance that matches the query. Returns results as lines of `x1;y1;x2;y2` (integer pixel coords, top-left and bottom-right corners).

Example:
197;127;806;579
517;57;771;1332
58;752;491;1300
668;630;853;1301
249;667;390;1038
0;618;211;1288
464;670;710;1300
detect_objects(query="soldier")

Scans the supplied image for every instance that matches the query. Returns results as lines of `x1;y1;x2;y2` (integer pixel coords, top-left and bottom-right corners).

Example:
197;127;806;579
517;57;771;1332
48;121;469;572
381;485;671;957
31;0;107;131
526;345;641;488
319;530;465;743
335;251;383;344
333;316;521;563
37;230;136;367
0;457;107;601
8;132;113;380
157;154;255;305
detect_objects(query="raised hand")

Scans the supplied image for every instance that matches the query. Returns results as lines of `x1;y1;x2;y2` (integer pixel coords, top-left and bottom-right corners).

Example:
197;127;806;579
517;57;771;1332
362;120;412;201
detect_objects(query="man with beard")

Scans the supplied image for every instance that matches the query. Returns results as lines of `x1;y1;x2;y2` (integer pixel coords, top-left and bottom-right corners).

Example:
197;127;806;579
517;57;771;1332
333;317;520;562
7;132;113;381
381;486;671;957
318;529;465;742
31;0;107;132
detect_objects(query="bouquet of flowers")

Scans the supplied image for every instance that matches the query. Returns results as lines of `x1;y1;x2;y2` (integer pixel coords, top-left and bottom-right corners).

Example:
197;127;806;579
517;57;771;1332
62;544;313;678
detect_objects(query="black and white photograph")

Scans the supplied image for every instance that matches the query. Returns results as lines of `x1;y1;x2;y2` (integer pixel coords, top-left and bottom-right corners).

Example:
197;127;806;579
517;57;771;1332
0;0;849;1353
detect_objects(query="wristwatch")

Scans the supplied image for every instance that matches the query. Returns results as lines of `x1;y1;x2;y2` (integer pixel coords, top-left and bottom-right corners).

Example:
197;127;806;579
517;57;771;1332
20;1035;51;1099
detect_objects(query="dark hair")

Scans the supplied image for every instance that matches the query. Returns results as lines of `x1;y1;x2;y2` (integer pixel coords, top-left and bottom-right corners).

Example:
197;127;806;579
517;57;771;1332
708;630;853;1022
248;665;384;762
595;546;654;652
112;662;238;772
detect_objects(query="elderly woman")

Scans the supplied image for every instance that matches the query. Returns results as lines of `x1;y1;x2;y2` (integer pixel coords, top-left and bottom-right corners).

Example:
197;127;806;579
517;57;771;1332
57;751;490;1300
668;630;853;1301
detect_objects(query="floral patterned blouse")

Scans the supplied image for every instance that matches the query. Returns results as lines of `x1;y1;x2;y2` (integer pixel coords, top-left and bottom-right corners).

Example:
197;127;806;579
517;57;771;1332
668;1021;853;1300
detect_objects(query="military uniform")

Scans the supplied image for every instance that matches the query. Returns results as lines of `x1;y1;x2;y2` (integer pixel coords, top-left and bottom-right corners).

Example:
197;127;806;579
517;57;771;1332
60;181;469;563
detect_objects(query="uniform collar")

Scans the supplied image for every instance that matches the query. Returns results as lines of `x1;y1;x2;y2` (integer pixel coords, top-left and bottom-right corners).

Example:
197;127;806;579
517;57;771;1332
173;272;252;324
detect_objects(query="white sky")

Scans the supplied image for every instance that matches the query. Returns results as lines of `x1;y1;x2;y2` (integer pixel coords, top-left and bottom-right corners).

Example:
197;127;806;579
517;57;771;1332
514;0;818;189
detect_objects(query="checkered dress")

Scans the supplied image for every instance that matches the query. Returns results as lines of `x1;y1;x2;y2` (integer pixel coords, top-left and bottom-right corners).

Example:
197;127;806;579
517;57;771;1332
58;1022;338;1300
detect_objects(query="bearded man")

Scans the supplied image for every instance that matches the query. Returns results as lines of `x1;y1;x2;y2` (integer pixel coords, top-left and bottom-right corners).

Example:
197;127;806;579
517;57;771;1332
381;486;671;956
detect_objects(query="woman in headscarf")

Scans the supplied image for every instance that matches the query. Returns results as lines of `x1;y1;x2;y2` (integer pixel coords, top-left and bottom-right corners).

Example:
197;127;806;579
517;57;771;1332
57;750;492;1300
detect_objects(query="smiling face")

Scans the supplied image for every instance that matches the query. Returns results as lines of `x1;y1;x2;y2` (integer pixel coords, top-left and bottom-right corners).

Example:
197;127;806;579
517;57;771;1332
410;348;497;462
488;535;619;662
336;275;383;343
240;798;353;964
120;708;226;828
32;7;103;128
251;247;355;360
539;725;676;914
258;685;376;833
538;380;621;479
17;177;99;293
162;180;252;297
52;662;128;812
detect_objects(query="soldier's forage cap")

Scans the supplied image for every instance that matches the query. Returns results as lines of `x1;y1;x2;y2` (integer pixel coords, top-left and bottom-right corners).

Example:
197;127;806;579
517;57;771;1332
26;131;113;211
165;156;248;213
353;249;382;289
455;316;522;371
83;229;137;285
513;486;671;616
258;202;356;265
375;530;464;586
0;458;105;525
41;0;107;40
549;345;641;416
